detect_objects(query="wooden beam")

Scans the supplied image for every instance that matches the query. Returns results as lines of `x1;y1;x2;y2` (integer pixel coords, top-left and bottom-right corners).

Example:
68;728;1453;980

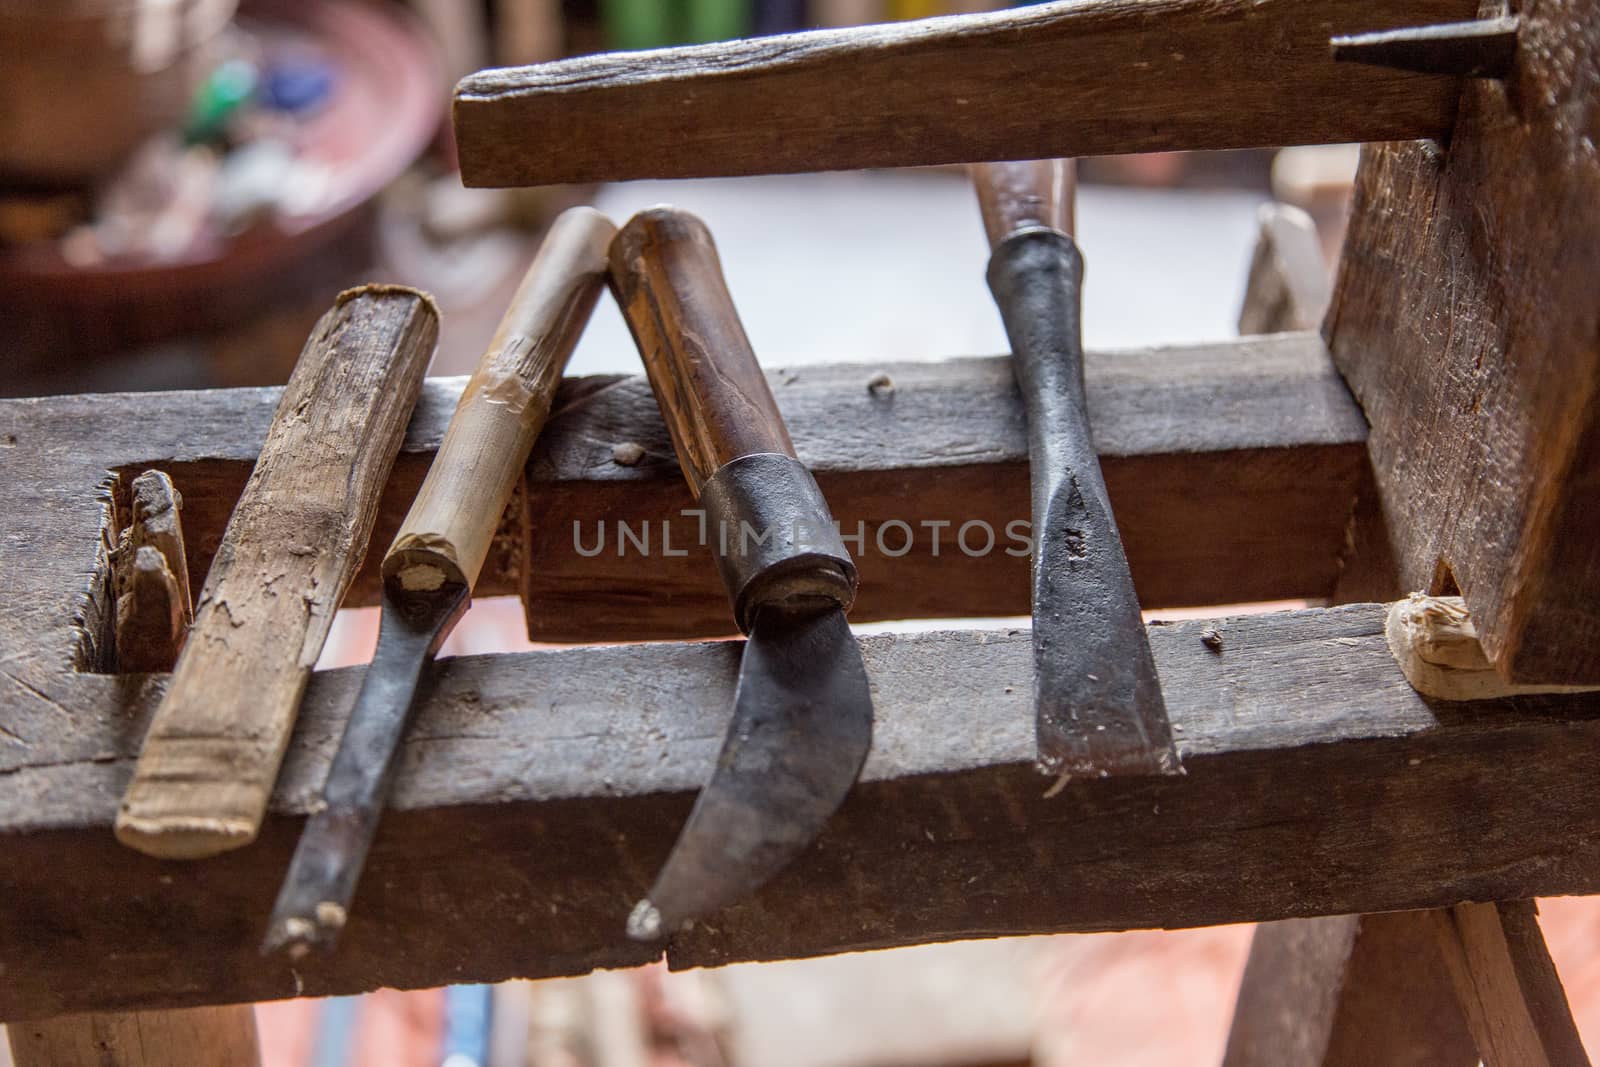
1325;0;1600;683
0;334;1368;649
1222;912;1478;1066
452;0;1475;187
1429;901;1590;1067
7;1006;260;1067
3;605;1600;1018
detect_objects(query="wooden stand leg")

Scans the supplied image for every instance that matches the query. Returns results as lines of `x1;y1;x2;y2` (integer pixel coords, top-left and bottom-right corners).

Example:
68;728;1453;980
1222;911;1478;1066
1429;901;1590;1067
7;1004;261;1067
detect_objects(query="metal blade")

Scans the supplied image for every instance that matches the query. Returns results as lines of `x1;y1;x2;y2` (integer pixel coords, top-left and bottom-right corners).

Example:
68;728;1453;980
986;227;1181;780
627;605;872;940
262;582;467;957
1031;455;1180;778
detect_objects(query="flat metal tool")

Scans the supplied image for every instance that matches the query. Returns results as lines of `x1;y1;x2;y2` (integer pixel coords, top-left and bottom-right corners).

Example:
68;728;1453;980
973;160;1181;781
263;206;617;957
608;207;873;940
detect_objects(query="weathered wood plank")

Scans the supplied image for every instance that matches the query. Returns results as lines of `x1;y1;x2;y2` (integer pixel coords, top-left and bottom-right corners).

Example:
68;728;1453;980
0;333;1368;647
1222;912;1478;1066
116;288;438;860
1429;901;1590;1067
7;1005;260;1067
2;605;1600;1018
452;0;1475;187
1325;0;1600;682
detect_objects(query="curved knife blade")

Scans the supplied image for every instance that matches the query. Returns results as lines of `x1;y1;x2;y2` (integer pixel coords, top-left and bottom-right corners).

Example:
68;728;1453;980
628;605;872;940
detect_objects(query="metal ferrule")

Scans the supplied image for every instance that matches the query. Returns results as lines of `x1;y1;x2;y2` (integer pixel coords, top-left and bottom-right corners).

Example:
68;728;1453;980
699;452;856;633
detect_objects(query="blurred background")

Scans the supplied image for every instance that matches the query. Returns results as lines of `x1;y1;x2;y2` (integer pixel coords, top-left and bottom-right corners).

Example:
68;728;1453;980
2;1;1595;1065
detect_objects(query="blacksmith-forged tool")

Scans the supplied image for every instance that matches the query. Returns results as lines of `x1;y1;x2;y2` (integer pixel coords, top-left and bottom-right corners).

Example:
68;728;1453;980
973;160;1181;781
263;207;617;957
609;207;874;940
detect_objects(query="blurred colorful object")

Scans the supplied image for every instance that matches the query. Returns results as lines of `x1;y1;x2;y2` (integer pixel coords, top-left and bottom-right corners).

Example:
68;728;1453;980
602;0;752;48
0;0;442;384
0;0;240;185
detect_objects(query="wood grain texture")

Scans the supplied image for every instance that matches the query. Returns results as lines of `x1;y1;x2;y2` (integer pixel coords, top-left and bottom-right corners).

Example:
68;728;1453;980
388;208;614;592
521;333;1370;640
7;1005;260;1067
1324;0;1600;683
608;208;794;492
0;334;1369;656
1430;901;1591;1067
451;0;1475;187
114;288;439;859
1223;911;1478;1066
4;606;1600;1018
973;159;1074;246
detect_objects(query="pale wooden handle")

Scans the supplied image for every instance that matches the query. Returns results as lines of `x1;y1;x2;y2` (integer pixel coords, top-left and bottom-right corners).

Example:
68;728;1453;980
385;207;616;591
116;287;439;859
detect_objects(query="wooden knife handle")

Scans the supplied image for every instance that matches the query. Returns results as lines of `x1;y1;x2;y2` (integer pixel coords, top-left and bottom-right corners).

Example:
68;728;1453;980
973;159;1076;247
116;287;438;859
607;207;795;495
385;206;616;593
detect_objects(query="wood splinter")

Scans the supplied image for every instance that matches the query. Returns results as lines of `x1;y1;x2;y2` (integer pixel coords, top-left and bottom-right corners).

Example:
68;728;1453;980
1385;594;1600;701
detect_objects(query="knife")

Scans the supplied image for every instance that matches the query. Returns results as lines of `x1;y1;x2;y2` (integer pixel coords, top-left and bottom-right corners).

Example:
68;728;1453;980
973;160;1181;781
263;206;617;956
607;207;874;940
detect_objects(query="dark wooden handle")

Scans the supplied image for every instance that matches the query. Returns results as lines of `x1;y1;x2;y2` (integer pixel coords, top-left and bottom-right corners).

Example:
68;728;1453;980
973;159;1075;247
608;207;795;496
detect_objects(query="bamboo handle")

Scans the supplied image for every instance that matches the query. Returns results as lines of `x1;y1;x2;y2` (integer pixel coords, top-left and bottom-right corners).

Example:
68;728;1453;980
385;206;616;592
607;207;794;495
973;159;1076;247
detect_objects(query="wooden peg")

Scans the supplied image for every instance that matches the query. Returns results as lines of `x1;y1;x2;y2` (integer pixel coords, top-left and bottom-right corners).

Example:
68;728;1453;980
1385;595;1600;701
112;470;193;674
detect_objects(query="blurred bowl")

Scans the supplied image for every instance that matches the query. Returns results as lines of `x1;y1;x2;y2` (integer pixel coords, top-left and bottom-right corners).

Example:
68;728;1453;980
0;0;239;186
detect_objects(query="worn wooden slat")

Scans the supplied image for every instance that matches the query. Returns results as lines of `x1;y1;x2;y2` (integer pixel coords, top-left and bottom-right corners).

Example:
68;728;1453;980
1430;901;1590;1067
524;333;1369;640
7;1006;260;1067
453;0;1476;187
0;333;1368;648
1325;0;1600;683
114;288;439;860
1;606;1600;1018
1222;913;1478;1066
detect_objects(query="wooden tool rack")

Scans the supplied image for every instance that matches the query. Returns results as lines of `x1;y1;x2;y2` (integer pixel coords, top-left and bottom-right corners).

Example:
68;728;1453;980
3;0;1598;1062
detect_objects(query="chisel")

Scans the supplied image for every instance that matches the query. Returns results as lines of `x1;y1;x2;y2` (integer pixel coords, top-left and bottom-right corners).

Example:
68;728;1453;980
608;207;874;940
263;206;617;956
973;160;1181;780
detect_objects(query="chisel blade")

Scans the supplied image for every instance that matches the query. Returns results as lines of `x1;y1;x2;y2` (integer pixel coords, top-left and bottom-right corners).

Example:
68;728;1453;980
627;605;872;940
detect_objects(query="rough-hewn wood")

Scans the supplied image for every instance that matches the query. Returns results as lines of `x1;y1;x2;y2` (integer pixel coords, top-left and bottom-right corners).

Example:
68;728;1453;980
1325;0;1600;683
0;333;1368;649
115;288;439;859
452;0;1475;187
608;209;797;492
1430;901;1591;1067
522;334;1369;641
3;606;1600;1018
7;1005;260;1067
1222;912;1478;1066
111;471;193;675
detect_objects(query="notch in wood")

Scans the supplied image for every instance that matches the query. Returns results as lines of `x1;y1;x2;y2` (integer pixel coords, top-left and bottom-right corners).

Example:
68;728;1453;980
1331;16;1519;79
